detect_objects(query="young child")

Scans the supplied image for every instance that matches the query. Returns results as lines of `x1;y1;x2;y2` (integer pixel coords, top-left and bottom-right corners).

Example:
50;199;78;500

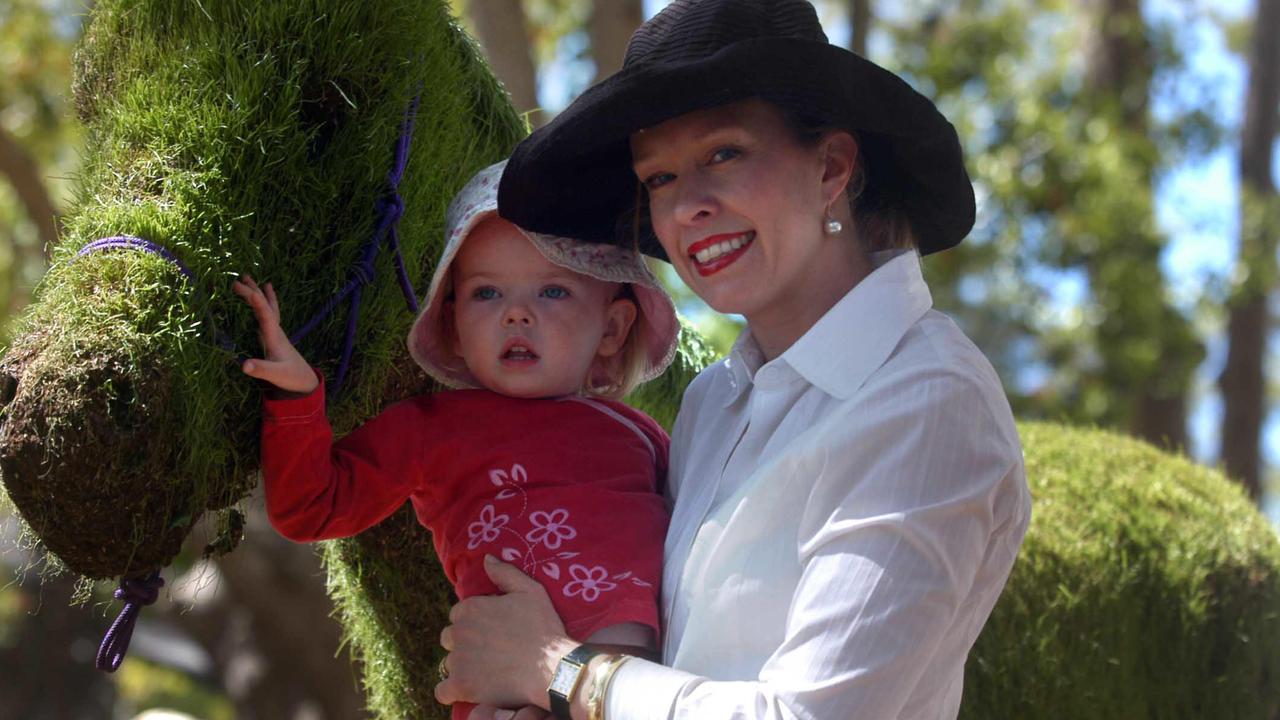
234;161;678;717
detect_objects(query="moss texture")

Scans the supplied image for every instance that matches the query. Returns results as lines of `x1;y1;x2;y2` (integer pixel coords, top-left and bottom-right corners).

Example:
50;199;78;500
963;422;1280;719
0;0;525;579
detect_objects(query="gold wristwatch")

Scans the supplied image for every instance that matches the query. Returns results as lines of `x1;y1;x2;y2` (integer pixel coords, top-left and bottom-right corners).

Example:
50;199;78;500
548;644;604;720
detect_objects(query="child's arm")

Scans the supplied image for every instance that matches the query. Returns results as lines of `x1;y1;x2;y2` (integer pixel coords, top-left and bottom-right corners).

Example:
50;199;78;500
235;275;423;542
232;274;318;394
585;623;659;662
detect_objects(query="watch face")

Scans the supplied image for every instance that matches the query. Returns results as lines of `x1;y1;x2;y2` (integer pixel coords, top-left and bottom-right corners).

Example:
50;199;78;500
549;662;580;696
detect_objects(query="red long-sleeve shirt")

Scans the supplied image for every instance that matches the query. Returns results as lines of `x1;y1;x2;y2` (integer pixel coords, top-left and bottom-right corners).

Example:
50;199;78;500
261;379;670;644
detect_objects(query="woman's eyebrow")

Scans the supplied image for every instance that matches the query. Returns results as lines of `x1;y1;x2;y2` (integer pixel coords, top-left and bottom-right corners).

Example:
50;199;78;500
631;142;662;169
633;125;743;168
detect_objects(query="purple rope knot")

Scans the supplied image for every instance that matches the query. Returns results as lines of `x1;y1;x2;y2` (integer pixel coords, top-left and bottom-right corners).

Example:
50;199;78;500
375;192;405;225
116;574;163;605
96;570;164;673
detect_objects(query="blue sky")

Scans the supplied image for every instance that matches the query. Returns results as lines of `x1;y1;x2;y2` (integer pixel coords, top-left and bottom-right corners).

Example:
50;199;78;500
545;0;1280;522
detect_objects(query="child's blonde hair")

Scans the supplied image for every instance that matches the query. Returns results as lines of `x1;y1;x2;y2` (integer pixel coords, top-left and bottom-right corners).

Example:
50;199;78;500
587;283;650;400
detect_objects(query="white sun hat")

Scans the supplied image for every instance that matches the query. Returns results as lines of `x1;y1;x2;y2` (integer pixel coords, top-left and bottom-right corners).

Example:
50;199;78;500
408;160;679;391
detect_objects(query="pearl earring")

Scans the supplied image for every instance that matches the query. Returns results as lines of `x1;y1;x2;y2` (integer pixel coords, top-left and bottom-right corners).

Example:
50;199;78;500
824;217;843;235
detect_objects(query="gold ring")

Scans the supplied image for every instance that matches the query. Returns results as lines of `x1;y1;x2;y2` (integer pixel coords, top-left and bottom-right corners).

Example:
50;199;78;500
438;656;449;681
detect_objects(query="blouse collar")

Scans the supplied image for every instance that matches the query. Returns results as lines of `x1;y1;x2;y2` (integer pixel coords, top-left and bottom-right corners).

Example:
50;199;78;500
722;249;933;404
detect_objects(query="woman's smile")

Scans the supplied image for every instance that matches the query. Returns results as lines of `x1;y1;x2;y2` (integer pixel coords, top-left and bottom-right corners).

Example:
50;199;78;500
688;231;755;276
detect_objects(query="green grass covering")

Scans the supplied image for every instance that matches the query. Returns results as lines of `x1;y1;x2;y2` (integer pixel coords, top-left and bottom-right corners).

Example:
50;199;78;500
963;422;1280;719
0;0;524;579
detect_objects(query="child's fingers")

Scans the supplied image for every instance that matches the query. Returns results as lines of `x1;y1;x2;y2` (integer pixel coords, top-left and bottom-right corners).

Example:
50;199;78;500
233;278;271;314
237;282;281;329
264;282;280;316
231;279;256;301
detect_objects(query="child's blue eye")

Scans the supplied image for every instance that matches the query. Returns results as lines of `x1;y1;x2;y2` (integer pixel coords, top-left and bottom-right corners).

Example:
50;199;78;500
541;286;570;300
472;286;499;300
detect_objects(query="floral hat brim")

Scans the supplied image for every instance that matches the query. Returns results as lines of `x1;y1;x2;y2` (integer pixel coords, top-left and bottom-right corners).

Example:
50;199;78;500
408;160;679;390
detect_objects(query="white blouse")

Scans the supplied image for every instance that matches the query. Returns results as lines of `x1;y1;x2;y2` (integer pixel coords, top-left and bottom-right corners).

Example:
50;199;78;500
607;250;1031;720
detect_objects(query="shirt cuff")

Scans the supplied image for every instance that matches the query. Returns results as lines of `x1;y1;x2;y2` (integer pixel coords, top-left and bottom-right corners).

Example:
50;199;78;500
261;369;325;421
605;657;697;720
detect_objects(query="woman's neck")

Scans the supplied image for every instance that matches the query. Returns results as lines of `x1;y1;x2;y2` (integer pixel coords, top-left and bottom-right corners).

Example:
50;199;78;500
750;244;873;362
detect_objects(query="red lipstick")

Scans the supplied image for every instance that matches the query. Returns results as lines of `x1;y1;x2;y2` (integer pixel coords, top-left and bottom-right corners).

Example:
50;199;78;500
686;231;755;277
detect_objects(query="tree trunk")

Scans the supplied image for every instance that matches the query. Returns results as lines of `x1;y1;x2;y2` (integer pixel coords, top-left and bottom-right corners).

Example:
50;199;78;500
469;0;543;127
1219;0;1280;500
1085;0;1193;452
848;0;871;56
0;573;117;720
590;0;643;84
0;125;58;262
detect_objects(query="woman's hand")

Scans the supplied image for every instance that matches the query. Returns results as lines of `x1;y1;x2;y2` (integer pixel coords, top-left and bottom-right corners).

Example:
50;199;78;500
436;555;578;710
232;274;318;394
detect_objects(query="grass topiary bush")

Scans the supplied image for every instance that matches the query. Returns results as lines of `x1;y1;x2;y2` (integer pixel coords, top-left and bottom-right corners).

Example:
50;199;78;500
0;0;527;581
963;421;1280;719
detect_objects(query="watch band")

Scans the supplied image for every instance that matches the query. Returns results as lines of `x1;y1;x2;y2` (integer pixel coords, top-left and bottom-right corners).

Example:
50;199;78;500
586;653;633;720
548;644;605;720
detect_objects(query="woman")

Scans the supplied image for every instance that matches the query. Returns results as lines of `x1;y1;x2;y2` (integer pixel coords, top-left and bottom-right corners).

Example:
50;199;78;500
436;1;1031;718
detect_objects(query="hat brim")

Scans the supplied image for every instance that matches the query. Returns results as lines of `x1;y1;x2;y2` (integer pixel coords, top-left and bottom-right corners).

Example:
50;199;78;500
499;37;975;259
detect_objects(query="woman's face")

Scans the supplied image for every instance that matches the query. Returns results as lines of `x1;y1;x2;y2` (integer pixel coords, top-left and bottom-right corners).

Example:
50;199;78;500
630;98;865;350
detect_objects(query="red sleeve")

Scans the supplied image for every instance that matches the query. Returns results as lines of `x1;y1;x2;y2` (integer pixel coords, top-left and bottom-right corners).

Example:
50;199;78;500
261;372;430;542
613;402;671;495
650;418;671;496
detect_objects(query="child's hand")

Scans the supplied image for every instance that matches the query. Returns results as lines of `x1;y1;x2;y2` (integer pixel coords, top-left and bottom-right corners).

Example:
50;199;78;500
233;275;319;394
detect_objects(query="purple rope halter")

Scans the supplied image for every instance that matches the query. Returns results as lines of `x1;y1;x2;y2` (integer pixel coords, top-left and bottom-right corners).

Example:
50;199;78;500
77;236;196;278
75;236;237;354
288;93;422;393
95;570;164;672
84;95;422;672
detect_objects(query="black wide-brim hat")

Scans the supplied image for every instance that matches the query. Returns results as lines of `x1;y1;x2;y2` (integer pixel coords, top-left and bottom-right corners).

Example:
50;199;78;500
498;0;975;260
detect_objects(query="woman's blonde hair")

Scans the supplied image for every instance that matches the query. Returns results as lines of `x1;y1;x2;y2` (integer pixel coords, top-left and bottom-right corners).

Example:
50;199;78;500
776;102;918;253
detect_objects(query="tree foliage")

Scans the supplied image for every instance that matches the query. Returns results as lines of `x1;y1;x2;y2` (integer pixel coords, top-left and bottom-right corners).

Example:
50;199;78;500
883;0;1219;449
0;0;82;331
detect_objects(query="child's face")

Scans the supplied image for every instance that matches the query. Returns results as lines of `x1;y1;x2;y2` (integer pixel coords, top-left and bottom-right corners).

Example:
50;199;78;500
449;217;637;398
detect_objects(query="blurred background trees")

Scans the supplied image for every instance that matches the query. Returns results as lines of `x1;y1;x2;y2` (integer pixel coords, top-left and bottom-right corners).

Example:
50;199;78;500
1;0;1277;717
